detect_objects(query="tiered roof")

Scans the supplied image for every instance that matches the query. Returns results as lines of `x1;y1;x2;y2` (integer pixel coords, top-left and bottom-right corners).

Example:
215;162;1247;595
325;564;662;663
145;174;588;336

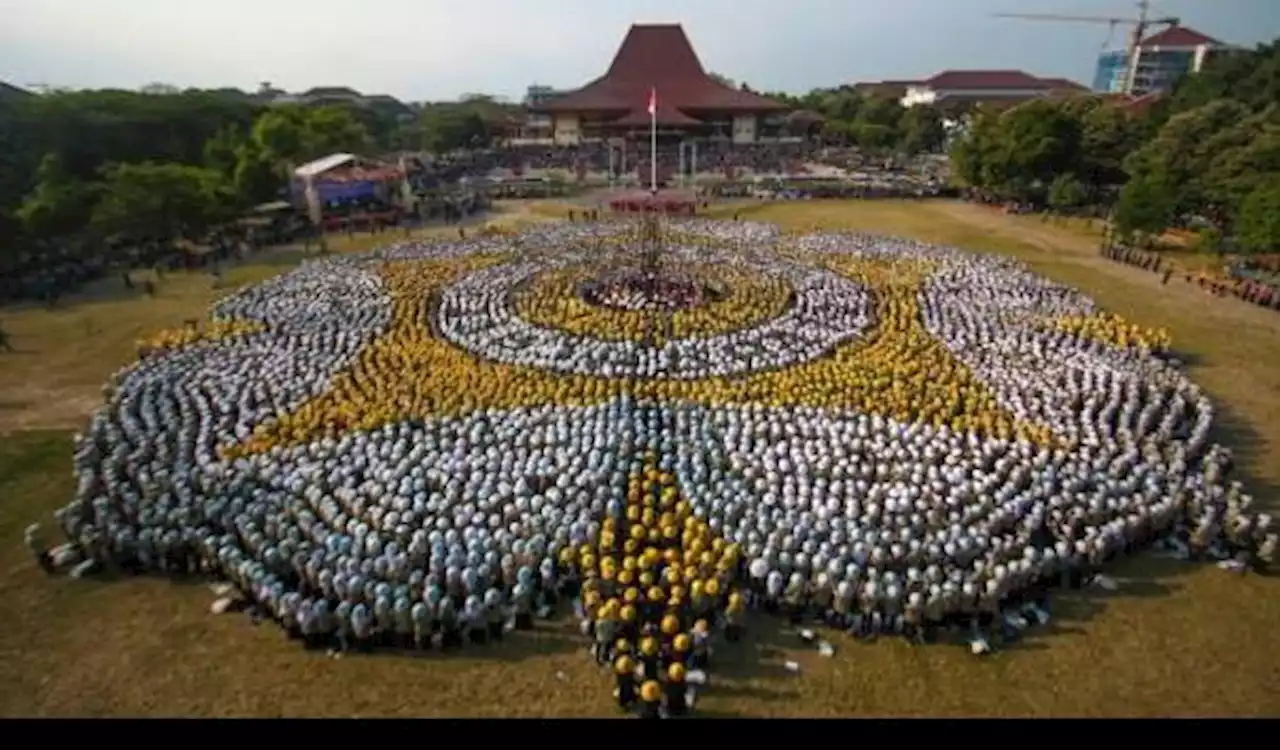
535;24;786;125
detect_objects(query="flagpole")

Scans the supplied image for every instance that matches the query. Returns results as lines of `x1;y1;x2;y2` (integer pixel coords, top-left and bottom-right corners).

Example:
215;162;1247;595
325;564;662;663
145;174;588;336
649;87;657;193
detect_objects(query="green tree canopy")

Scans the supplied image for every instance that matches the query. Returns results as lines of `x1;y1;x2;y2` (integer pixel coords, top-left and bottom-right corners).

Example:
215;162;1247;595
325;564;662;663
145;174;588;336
1236;176;1280;254
1114;168;1176;240
90;162;235;241
1048;173;1088;215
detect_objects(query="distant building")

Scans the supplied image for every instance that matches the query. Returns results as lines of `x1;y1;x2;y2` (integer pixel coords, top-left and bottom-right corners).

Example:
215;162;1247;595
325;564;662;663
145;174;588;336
851;81;917;100
529;24;787;145
1092;26;1237;96
887;70;1089;109
524;85;567;107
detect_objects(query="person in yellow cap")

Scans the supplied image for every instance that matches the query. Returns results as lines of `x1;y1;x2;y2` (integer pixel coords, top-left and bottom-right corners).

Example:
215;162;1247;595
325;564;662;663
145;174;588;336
664;662;689;717
668;633;690;667
638;679;662;719
688;619;711;669
619;602;638;642
614;654;639;711
593;601;618;665
638;635;662;681
644;584;665;623
724;591;745;643
579;589;601;635
558;547;583;601
702;578;721;625
689;580;707;622
660;613;680;641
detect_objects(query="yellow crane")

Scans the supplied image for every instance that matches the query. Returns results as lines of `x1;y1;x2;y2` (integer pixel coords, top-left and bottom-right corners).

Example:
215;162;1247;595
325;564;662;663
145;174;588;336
994;0;1180;96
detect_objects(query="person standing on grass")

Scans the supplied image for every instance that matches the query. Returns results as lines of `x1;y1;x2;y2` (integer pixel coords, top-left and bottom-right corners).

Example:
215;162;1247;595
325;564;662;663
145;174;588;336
25;524;55;573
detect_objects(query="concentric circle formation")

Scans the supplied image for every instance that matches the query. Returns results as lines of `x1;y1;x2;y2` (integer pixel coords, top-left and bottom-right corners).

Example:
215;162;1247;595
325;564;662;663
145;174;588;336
439;246;873;380
513;261;793;343
38;219;1270;674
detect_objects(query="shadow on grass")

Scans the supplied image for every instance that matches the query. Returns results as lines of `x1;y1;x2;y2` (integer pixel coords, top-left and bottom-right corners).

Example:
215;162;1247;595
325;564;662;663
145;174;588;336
693;549;1204;717
1209;397;1280;504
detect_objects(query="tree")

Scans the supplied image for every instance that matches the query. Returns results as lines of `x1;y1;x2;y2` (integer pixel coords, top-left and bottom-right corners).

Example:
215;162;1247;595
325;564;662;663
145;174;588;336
203;124;244;178
1114;169;1176;242
1048;174;1088;215
849;122;895;152
1236;176;1280;254
1162;40;1280;119
416;104;491;153
90;162;235;241
232;139;281;205
1202;111;1280;227
898;106;945;155
15;153;101;238
708;72;735;89
1079;103;1142;198
1123;99;1252;226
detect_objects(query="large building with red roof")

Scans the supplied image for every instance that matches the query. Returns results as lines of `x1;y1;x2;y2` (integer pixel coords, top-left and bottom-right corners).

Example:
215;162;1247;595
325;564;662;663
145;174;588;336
856;70;1089;110
529;24;787;145
1092;25;1238;96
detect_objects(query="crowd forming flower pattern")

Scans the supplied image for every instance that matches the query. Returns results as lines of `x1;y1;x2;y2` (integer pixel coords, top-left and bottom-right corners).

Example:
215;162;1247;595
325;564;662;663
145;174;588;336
29;219;1273;716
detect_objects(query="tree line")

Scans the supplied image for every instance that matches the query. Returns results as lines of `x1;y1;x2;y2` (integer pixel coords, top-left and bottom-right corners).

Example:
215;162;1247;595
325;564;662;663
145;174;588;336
0;81;944;266
0;89;530;253
763;87;947;156
949;39;1280;253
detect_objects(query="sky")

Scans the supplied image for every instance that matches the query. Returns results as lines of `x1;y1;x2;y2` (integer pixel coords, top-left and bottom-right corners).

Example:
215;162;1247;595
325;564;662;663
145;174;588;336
1;0;1277;101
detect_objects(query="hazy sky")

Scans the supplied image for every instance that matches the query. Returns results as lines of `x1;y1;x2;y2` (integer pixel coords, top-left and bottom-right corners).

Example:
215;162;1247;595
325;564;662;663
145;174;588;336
2;0;1276;100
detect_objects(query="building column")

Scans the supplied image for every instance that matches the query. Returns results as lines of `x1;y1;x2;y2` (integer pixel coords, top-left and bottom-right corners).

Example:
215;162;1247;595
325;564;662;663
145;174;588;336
678;141;687;188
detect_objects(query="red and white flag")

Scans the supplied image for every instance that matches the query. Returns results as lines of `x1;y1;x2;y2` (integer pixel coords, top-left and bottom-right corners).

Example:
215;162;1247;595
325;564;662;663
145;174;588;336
647;87;657;116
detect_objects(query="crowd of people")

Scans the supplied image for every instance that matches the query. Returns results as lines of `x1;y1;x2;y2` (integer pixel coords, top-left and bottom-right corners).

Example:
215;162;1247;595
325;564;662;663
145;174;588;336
1101;243;1280;312
412;141;940;185
24;218;1274;715
0;229;271;306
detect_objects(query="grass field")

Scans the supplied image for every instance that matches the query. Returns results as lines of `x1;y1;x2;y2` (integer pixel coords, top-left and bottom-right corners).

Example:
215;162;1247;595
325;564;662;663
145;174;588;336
2;199;1279;717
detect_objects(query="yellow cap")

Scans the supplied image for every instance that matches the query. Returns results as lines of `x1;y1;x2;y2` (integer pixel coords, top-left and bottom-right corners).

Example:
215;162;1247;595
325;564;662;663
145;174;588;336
615;655;635;675
673;634;690;652
661;614;680;635
668;663;686;682
641;680;661;702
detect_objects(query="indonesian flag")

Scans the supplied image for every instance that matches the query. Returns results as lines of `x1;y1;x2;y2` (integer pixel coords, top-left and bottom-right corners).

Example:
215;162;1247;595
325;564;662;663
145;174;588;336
647;87;656;116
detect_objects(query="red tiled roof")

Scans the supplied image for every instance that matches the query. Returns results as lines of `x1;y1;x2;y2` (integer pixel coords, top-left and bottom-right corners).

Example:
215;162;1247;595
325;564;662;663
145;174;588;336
924;70;1054;91
1122;92;1164;112
1096;91;1164;112
1039;77;1090;91
535;24;786;120
1141;26;1220;48
610;103;703;127
853;80;919;92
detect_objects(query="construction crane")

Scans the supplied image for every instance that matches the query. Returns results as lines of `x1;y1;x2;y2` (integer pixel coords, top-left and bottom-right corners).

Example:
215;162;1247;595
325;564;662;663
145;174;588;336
994;0;1180;96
